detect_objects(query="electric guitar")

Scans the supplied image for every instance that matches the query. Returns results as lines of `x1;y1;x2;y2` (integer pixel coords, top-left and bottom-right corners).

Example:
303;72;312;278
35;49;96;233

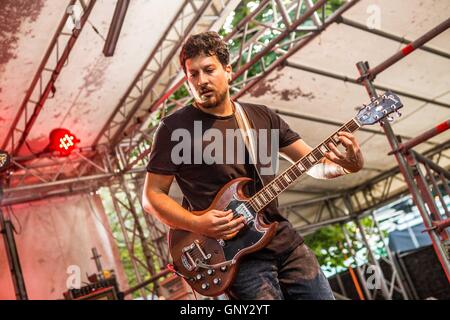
168;91;403;296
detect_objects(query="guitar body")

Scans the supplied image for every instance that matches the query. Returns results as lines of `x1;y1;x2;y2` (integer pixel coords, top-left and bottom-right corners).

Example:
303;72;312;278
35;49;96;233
168;177;278;297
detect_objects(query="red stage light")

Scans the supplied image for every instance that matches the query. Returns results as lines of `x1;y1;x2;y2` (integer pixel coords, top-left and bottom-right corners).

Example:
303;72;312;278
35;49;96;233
49;128;80;156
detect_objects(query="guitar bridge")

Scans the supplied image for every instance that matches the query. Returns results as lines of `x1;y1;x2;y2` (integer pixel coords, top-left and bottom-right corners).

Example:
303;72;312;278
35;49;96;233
181;240;211;271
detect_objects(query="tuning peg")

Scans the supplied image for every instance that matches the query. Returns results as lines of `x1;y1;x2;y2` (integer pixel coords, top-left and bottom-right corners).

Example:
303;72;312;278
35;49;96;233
396;110;402;117
387;116;394;123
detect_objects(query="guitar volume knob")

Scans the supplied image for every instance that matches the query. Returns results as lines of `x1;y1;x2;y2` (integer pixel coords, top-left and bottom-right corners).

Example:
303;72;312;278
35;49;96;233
213;278;221;285
201;283;210;290
207;269;215;275
220;265;227;272
196;274;204;280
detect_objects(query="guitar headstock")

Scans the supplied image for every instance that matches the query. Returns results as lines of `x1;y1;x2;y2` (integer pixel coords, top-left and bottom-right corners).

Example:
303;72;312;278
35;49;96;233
355;91;403;126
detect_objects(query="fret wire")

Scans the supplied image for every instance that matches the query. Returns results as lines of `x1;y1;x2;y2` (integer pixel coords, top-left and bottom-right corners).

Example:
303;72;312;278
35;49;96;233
259;191;267;203
325;138;335;147
292;167;299;179
278;179;284;187
272;184;280;195
290;168;297;179
278;176;288;188
268;184;277;197
302;157;311;168
272;179;280;193
349;119;359;132
312;148;323;160
274;183;282;195
347;120;355;131
283;172;291;183
308;153;316;163
260;192;268;204
270;179;280;193
253;195;260;206
319;144;329;153
286;169;295;181
259;193;267;203
291;165;302;177
342;124;350;133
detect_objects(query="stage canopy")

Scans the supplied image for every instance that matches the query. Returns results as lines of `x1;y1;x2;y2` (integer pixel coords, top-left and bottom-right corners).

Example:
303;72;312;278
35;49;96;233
0;0;449;233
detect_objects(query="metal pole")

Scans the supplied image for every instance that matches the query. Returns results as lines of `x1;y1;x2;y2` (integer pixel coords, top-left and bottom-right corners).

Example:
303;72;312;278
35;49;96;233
99;0;214;148
343;194;391;299
359;18;450;80
232;0;327;81
354;217;391;299
388;120;450;155
337;17;450;60
284;60;450;109
0;209;28;300
371;212;410;299
410;153;449;240
107;185;148;299
413;151;450;180
118;176;156;276
11;0;97;155
341;224;372;300
395;251;420;299
123;268;170;297
356;60;450;282
234;0;361;99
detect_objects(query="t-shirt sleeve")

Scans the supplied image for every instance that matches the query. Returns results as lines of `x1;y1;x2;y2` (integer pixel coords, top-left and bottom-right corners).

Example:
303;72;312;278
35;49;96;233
264;106;301;148
146;121;179;175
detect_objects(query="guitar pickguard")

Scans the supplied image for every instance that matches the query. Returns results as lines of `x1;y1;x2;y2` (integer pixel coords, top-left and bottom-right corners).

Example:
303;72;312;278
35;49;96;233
222;199;266;261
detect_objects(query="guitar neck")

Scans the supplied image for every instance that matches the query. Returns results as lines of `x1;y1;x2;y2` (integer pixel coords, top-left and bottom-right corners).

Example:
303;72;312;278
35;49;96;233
247;117;361;212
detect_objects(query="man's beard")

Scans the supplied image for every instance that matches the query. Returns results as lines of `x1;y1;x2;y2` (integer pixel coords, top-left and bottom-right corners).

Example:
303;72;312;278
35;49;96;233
196;88;228;109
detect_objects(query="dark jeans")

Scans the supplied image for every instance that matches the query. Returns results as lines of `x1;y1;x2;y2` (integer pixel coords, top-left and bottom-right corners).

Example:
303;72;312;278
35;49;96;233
227;243;335;300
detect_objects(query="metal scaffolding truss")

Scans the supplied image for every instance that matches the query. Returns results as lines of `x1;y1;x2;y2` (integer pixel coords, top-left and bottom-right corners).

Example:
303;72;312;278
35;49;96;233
279;131;448;300
1;1;449;299
1;0;97;156
105;175;169;299
280;140;449;235
94;0;242;149
352;17;450;289
1;145;113;203
340;216;410;300
114;0;360;173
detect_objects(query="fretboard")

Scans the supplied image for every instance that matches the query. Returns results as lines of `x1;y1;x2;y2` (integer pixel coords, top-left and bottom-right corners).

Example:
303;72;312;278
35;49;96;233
247;118;361;212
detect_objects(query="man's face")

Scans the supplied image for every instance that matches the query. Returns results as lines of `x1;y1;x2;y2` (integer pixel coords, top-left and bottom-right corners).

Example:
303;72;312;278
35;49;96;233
185;54;231;109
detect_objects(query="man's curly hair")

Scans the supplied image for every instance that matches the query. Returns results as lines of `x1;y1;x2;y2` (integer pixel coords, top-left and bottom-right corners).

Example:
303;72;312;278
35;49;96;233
179;31;230;74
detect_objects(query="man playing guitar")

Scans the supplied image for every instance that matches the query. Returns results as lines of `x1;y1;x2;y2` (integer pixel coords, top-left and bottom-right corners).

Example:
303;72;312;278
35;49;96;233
142;31;364;299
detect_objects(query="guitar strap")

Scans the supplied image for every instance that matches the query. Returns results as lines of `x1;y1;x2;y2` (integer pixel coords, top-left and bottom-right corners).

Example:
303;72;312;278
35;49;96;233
233;101;265;187
181;101;266;212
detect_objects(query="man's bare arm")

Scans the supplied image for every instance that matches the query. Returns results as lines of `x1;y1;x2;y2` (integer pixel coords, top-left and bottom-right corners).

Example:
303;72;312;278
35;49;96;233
280;133;363;179
142;172;196;231
142;172;245;238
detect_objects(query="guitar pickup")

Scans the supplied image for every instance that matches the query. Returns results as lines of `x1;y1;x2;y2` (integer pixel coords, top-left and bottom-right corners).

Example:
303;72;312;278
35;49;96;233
235;203;253;223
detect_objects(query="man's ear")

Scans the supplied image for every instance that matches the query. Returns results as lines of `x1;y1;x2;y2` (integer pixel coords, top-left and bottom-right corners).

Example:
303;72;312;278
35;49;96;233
225;64;232;83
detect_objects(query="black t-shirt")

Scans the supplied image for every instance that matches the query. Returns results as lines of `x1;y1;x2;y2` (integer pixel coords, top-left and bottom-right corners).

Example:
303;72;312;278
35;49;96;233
146;102;303;256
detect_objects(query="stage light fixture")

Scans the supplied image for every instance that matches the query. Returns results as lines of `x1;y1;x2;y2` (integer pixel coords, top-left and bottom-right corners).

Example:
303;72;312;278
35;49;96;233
49;128;80;156
0;150;11;172
103;0;130;57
